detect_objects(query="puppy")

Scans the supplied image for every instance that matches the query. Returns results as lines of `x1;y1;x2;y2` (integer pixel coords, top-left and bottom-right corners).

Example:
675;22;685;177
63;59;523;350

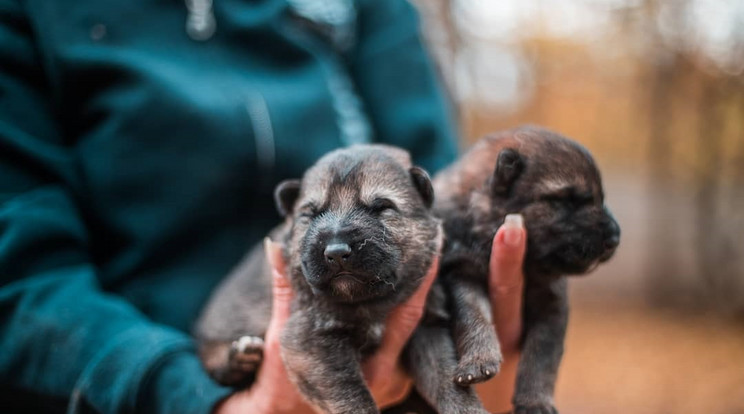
408;126;620;414
195;145;441;414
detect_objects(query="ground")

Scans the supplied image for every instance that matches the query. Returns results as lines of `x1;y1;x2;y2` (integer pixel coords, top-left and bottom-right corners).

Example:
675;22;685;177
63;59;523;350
555;302;744;414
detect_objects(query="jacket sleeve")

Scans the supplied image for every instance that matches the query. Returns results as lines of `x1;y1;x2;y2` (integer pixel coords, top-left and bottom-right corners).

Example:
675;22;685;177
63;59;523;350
0;3;231;413
351;0;458;173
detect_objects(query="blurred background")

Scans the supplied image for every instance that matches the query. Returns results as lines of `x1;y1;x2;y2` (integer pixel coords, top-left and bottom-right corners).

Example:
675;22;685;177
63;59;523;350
410;0;744;413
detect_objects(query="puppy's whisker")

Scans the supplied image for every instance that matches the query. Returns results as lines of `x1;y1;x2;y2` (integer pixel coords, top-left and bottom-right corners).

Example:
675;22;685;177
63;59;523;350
357;237;373;250
383;278;395;291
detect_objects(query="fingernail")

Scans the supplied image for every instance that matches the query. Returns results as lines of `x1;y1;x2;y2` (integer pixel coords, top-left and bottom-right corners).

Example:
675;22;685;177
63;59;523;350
503;214;524;247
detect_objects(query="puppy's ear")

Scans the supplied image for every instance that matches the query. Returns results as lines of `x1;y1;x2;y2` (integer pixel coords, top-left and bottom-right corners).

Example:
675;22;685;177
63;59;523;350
409;166;434;208
274;179;301;217
491;148;524;196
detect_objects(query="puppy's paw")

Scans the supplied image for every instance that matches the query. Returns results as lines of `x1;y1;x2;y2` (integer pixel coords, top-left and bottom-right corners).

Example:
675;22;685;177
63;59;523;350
453;352;502;386
513;402;559;414
229;335;264;372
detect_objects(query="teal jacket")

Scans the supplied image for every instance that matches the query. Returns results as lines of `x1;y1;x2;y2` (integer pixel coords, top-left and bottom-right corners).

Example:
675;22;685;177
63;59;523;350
0;0;456;413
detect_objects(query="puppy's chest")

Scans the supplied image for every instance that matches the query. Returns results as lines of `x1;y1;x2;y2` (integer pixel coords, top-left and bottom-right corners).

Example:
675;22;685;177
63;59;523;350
441;235;492;283
359;322;384;354
312;315;384;353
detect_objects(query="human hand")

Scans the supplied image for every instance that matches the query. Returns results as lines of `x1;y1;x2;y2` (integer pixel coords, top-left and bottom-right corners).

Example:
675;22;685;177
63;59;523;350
214;239;315;414
475;213;527;413
362;252;439;409
215;238;441;413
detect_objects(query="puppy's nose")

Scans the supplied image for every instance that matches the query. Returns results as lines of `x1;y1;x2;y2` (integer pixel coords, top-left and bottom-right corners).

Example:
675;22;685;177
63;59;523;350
324;243;352;264
604;234;620;250
603;216;620;250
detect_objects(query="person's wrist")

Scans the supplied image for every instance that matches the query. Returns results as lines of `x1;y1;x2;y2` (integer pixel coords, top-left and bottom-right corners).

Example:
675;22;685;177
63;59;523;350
136;348;232;414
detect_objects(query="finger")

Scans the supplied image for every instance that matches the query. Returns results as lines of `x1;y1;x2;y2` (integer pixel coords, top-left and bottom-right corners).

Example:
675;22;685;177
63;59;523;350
257;238;297;389
264;237;293;330
489;214;526;354
368;254;440;371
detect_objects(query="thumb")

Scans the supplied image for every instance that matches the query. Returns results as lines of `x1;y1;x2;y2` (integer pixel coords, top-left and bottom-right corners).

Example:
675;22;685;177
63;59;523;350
265;238;293;326
246;239;308;412
489;214;526;354
261;238;293;382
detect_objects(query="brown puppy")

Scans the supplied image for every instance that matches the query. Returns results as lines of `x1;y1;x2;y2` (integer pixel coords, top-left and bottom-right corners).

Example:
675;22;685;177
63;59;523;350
195;144;441;414
408;126;620;414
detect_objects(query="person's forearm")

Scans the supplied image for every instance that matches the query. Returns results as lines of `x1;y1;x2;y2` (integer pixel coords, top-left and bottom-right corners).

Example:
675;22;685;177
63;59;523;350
0;262;232;414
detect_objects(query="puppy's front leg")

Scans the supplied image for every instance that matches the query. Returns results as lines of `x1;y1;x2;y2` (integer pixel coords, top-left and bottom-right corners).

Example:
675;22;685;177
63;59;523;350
513;278;568;414
406;324;489;414
448;277;503;386
281;313;378;414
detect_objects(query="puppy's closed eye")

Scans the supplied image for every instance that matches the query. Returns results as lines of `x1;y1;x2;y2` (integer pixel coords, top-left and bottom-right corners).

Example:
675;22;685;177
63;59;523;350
298;203;322;219
368;198;398;215
541;188;593;207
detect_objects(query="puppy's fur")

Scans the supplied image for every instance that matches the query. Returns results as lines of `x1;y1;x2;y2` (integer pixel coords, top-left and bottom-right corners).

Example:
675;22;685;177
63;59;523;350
195;145;440;414
409;126;620;414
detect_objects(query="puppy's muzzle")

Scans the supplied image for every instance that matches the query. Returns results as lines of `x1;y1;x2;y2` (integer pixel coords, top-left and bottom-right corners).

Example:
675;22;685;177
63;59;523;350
308;225;379;285
321;227;361;275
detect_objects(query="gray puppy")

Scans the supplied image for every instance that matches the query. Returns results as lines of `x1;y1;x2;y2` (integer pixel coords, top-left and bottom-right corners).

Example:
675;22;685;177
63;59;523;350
195;144;441;414
408;126;620;414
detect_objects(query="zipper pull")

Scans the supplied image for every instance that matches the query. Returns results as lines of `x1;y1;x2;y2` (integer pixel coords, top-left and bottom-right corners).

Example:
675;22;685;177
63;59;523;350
185;0;216;41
